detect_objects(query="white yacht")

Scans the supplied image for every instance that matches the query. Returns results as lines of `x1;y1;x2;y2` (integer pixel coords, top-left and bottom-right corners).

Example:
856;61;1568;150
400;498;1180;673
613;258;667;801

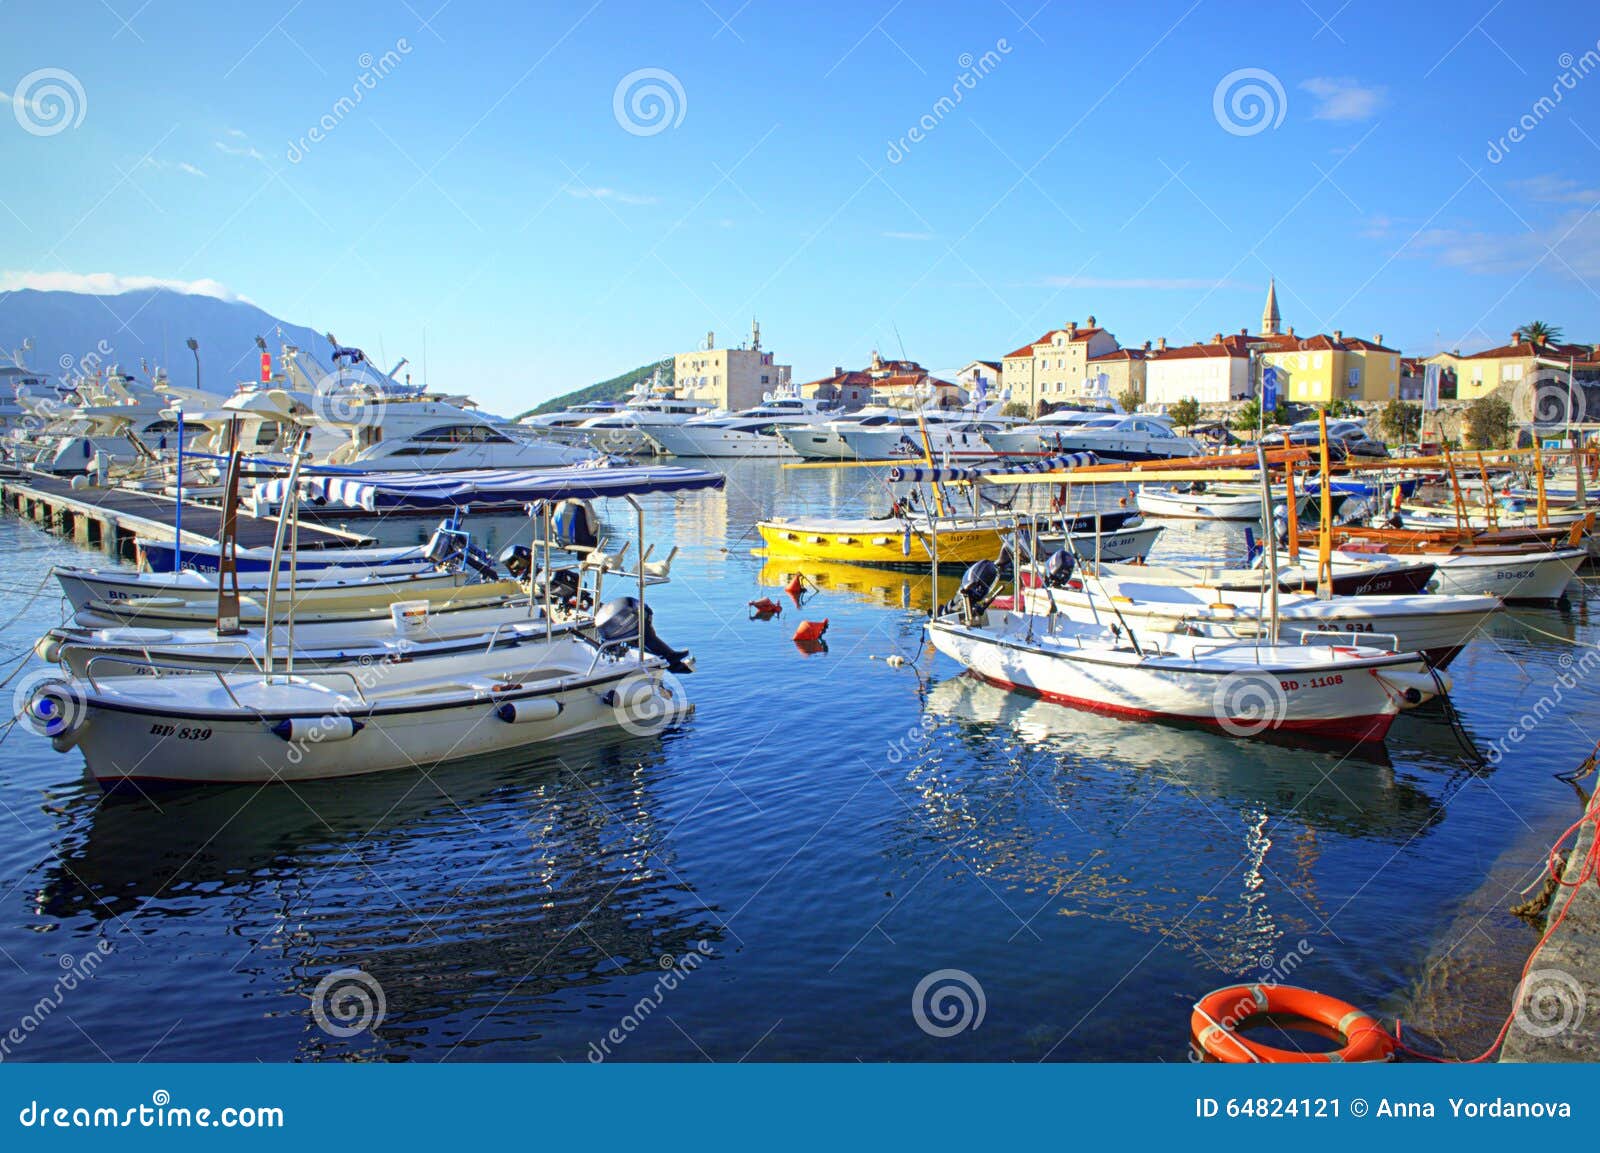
835;402;1012;462
25;370;208;473
643;394;837;458
575;378;714;456
985;405;1118;456
1039;412;1204;461
324;395;596;471
520;400;624;446
777;405;904;460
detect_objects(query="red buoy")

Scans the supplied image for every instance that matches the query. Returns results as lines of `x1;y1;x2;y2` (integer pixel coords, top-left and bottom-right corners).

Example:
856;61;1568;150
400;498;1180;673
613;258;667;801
792;619;829;643
748;597;782;619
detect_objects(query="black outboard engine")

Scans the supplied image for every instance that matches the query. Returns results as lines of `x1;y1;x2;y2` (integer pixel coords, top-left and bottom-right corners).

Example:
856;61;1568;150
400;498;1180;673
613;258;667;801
535;566;588;611
498;543;534;581
459;542;499;581
593;596;693;673
942;558;999;623
1044;548;1075;588
424;523;465;567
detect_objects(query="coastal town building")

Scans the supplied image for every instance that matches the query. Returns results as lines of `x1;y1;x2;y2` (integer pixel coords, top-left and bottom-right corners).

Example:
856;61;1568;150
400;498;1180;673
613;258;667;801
1001;318;1121;413
955;359;1004;401
1256;330;1401;403
798;351;964;410
1425;333;1600;402
673;320;791;410
1143;334;1255;405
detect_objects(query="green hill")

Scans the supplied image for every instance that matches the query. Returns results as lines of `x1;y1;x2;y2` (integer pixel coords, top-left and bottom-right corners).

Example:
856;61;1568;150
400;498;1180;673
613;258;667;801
518;359;674;418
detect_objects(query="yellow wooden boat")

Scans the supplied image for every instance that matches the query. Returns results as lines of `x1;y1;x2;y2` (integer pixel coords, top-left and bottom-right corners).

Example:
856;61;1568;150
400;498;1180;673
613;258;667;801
756;515;1017;565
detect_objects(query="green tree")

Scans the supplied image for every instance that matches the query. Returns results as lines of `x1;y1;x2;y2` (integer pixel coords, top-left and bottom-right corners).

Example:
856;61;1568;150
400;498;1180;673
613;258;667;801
1116;385;1144;413
1466;395;1514;449
1377;398;1420;444
1000;400;1031;419
1167;397;1201;432
1232;398;1289;431
1519;321;1563;346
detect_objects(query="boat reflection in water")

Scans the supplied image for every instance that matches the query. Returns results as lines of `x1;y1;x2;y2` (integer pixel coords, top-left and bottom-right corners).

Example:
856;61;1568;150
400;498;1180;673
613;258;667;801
756;557;963;614
34;729;723;1060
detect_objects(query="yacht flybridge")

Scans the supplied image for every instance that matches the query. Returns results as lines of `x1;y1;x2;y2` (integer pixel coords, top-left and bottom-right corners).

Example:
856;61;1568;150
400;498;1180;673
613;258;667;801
324;395;595;471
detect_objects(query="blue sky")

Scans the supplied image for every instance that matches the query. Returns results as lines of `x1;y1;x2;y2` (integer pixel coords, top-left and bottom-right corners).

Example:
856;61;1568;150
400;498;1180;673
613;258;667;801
2;0;1598;410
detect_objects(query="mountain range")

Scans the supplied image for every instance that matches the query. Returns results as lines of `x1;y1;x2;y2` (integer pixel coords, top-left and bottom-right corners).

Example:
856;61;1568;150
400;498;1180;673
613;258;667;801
0;287;329;390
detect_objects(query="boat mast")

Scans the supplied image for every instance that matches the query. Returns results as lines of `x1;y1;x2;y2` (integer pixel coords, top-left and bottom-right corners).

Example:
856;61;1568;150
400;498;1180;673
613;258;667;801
261;431;312;680
1316;411;1332;601
1256;442;1280;643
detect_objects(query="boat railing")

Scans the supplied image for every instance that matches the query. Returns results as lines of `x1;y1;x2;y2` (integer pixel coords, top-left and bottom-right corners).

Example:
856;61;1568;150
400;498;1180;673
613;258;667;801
82;654;372;709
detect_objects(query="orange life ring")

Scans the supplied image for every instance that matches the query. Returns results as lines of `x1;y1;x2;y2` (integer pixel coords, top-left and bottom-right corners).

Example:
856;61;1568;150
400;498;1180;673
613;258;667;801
1191;984;1393;1064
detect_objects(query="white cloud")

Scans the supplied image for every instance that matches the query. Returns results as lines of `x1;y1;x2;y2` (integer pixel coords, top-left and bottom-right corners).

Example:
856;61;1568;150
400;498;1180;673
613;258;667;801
882;230;934;241
1411;210;1600;279
215;138;265;162
0;271;249;302
567;186;658;205
1300;77;1385;121
1041;275;1243;290
1512;174;1600;205
139;158;208;178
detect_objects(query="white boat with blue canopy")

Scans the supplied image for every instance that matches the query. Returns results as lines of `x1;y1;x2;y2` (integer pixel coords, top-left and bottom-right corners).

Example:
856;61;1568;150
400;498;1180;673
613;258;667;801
27;460;724;790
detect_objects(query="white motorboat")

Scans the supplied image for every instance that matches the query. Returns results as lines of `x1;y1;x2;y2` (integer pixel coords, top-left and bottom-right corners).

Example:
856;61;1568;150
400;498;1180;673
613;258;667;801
37;619;689;790
1086;553;1439;598
1136;485;1265;520
1021;575;1499;667
520;400;624;446
928;596;1441;745
643;394;837;458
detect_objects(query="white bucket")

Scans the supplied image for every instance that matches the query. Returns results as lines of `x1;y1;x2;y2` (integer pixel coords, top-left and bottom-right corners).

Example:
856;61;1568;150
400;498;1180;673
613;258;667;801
391;599;429;636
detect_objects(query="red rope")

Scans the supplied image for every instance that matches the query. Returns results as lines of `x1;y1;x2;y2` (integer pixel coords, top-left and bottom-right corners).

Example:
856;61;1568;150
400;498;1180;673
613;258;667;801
1388;801;1600;1063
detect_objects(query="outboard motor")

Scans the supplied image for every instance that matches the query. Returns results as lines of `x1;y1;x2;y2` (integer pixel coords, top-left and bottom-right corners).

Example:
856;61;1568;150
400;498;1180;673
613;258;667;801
1044;548;1075;589
498;543;534;581
593;596;693;673
425;521;498;580
552;499;599;551
942;558;999;623
535;566;587;611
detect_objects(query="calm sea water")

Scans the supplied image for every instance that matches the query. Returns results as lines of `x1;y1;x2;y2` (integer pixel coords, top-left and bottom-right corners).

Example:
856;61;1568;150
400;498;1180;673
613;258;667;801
0;460;1594;1062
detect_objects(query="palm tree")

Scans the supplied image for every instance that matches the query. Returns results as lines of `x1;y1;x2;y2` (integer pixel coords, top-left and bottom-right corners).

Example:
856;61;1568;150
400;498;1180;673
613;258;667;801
1518;320;1563;346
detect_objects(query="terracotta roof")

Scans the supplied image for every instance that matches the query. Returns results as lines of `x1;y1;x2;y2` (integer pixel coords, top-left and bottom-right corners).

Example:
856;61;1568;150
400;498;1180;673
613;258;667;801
875;372;959;389
1339;336;1399;353
1151;342;1250;361
1089;348;1147;361
1003;326;1107;359
1460;339;1598;362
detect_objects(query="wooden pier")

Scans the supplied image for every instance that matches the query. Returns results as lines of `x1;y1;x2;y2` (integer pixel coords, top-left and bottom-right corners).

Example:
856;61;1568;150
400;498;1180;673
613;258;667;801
0;470;372;562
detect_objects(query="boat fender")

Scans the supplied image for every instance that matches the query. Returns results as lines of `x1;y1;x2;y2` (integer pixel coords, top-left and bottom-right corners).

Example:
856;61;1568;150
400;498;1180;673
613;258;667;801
1191;984;1392;1064
793;619;829;642
496;698;563;724
34;636;62;664
271;716;364;743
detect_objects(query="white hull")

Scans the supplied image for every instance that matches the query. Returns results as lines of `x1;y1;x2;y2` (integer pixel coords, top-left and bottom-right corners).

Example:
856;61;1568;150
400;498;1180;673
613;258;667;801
929;612;1429;743
778;425;857;459
1426;547;1586;600
1137;488;1264;520
838;425;998;462
1024;583;1499;666
644;425;799;458
55;641;687;788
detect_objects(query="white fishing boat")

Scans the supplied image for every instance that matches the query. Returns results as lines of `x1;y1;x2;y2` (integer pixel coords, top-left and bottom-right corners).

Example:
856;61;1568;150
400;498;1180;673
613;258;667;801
1086;553;1438;598
37;616;689;790
1136;485;1265;520
1021;576;1498;667
928;569;1442;745
1340;544;1587;601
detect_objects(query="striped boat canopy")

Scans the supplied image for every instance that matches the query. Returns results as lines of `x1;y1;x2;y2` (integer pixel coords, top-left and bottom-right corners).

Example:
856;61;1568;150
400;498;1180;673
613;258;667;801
886;451;1098;485
254;464;726;511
